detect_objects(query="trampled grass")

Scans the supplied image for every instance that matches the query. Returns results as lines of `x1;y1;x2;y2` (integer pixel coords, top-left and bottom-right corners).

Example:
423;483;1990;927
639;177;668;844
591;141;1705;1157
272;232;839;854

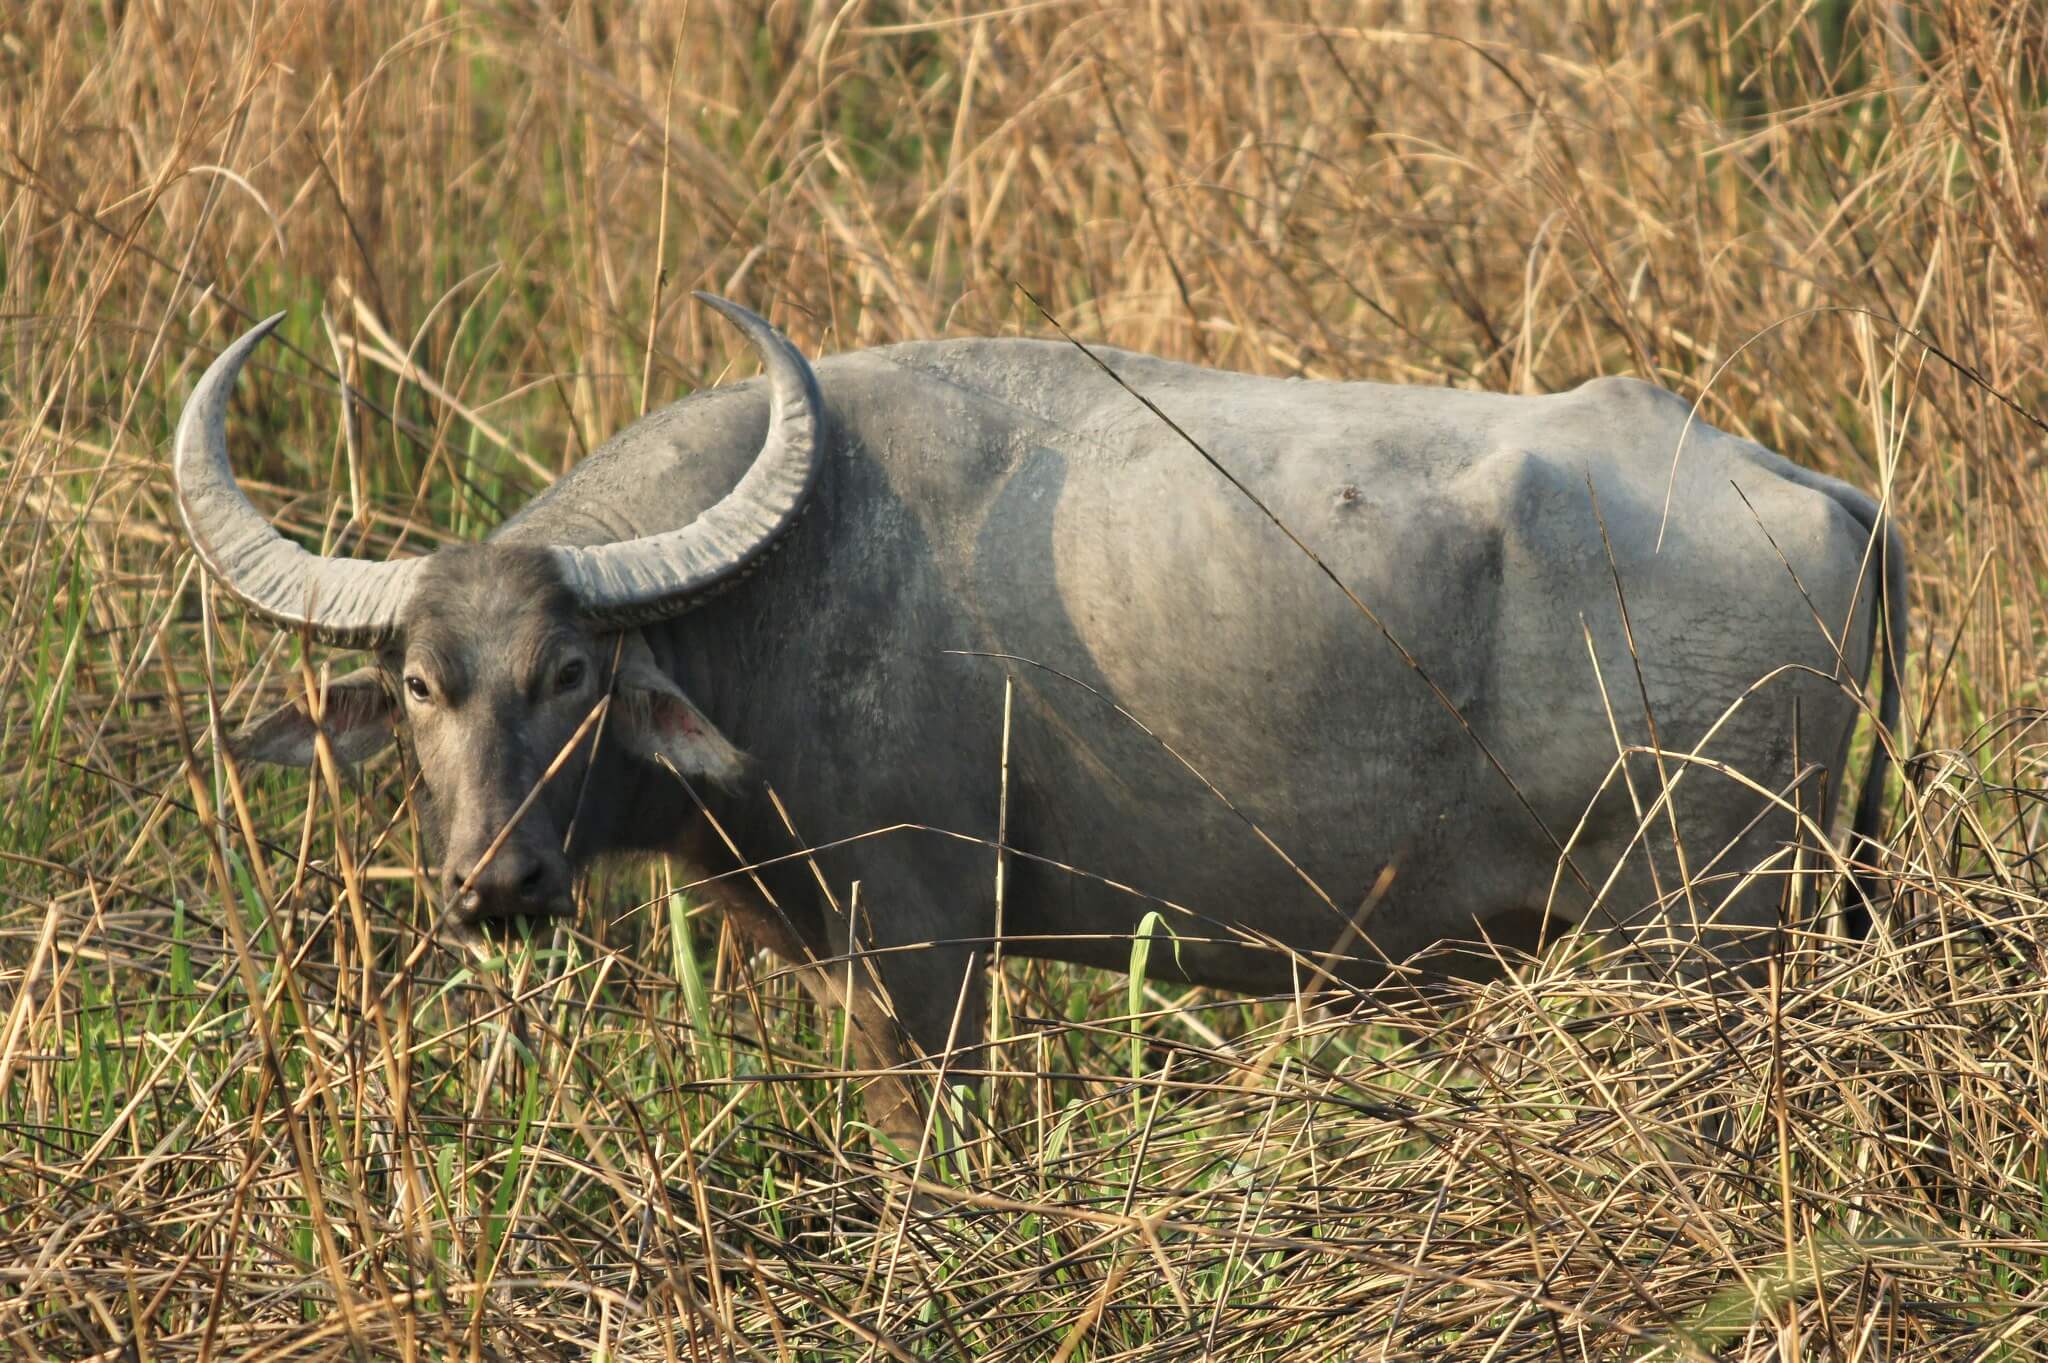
5;1;2048;1358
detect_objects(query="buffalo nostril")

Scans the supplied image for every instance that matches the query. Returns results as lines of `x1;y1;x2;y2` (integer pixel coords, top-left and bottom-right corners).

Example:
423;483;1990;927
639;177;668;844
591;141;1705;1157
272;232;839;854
451;886;481;923
449;865;495;919
449;849;561;923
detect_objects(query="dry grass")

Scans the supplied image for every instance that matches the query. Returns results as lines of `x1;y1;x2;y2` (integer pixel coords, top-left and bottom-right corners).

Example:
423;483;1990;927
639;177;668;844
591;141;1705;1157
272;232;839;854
5;0;2048;1358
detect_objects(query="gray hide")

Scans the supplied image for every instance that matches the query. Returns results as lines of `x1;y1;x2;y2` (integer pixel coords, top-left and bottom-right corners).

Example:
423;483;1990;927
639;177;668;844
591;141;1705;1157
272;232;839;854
212;320;1905;1114
503;338;1900;1016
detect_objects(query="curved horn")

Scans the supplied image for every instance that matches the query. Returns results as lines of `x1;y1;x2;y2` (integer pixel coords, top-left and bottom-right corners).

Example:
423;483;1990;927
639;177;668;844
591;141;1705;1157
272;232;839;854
174;315;423;648
551;294;824;626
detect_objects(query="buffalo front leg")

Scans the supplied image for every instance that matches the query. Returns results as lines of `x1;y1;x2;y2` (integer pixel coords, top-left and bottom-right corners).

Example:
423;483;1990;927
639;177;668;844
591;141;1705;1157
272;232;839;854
672;815;939;1144
689;823;995;1153
789;833;996;1157
836;854;993;1162
813;932;941;1150
692;875;932;1146
817;890;988;1155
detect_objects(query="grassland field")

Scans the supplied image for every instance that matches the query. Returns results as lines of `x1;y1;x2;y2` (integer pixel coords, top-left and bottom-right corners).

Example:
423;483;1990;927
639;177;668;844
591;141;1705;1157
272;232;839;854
6;2;2048;1359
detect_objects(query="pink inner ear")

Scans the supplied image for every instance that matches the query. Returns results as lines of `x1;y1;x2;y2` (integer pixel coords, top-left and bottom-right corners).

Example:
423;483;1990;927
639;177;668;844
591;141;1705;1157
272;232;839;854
657;698;703;738
630;682;744;786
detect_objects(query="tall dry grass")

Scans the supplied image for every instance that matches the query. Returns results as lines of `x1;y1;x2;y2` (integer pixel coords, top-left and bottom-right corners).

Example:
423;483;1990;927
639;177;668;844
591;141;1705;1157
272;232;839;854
4;1;2048;1358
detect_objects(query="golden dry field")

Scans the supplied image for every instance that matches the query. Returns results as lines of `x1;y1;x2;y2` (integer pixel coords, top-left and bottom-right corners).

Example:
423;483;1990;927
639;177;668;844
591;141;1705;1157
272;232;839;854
5;2;2048;1358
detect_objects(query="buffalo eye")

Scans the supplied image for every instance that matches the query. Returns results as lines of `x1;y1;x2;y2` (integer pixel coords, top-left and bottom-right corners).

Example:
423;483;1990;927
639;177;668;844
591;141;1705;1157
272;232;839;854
555;658;587;694
404;674;432;703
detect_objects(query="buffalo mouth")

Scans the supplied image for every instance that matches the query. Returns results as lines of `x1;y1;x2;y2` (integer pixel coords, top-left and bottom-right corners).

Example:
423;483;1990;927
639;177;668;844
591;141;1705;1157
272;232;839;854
465;898;577;924
441;899;578;947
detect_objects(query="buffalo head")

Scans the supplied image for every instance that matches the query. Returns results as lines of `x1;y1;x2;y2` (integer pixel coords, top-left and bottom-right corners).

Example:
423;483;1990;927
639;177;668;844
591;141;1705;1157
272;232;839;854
175;296;820;926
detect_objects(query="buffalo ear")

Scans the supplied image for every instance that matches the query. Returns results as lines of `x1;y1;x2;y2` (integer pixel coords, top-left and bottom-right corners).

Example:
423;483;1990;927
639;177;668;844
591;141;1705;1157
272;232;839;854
613;636;749;789
230;669;397;768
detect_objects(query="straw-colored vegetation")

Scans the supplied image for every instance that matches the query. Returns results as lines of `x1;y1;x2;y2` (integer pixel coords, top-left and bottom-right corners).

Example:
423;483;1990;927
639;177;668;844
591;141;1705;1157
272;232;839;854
5;1;2048;1358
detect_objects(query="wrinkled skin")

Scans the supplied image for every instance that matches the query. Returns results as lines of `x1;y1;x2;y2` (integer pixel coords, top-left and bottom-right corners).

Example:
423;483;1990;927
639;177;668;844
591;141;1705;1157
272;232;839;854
233;338;1905;1139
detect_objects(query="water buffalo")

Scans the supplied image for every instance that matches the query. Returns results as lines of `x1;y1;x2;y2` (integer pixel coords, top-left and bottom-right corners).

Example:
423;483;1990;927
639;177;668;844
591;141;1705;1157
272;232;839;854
177;295;1903;1127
